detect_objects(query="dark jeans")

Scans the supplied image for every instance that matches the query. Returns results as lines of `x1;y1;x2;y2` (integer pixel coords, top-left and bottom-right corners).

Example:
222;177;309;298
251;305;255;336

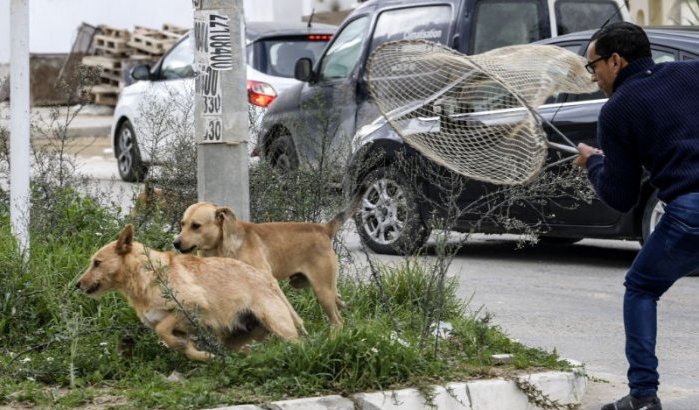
624;192;699;397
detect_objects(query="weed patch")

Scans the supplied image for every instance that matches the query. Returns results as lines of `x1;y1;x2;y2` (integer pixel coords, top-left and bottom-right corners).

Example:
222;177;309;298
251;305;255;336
0;190;568;409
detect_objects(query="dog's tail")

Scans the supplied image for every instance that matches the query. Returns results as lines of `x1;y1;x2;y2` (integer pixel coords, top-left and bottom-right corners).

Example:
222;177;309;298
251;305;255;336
325;186;366;239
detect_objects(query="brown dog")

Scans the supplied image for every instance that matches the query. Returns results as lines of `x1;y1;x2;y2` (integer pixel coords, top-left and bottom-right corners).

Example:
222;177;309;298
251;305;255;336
76;224;305;361
173;200;361;327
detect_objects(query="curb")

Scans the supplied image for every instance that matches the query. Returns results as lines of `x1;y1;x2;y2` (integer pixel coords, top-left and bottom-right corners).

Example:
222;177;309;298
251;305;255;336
207;368;587;410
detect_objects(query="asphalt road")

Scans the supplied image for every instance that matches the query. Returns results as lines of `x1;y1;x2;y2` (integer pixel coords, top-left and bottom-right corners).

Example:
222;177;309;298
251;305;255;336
78;151;699;410
340;232;699;409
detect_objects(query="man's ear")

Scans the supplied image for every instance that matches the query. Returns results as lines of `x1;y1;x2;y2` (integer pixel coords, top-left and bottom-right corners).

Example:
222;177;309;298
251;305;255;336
116;224;134;255
611;53;626;71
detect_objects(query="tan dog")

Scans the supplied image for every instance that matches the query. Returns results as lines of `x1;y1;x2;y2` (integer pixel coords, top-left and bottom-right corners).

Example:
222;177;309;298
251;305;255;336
76;224;305;361
173;200;360;327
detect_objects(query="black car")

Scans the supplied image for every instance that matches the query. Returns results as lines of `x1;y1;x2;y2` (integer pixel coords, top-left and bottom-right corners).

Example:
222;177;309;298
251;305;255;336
342;27;699;254
259;0;629;171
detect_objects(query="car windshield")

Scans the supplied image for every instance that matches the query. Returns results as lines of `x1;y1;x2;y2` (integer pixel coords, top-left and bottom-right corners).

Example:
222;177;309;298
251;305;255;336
249;38;330;78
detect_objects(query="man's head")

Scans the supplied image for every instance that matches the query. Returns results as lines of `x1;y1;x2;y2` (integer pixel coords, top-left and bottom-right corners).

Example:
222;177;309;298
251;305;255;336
586;22;651;96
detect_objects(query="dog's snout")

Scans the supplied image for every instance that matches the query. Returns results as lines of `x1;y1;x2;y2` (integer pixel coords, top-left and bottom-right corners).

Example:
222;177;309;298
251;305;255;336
173;237;182;250
75;281;82;291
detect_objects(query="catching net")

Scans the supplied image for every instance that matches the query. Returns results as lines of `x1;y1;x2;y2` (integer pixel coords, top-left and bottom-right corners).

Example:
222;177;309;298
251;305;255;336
366;40;598;185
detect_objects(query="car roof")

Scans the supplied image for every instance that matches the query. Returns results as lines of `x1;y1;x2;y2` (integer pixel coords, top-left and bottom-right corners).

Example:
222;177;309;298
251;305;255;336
355;0;459;8
537;26;699;55
343;0;460;21
245;21;337;42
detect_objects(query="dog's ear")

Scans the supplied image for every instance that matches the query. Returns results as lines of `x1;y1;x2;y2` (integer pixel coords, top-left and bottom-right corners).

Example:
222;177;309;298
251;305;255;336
116;224;134;255
215;207;237;225
215;207;238;237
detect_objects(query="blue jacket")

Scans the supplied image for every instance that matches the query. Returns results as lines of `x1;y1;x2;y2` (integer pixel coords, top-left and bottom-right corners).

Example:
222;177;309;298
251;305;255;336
586;57;699;212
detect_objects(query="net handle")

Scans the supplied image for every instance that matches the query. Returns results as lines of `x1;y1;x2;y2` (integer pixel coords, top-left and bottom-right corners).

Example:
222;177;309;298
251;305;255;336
547;141;579;154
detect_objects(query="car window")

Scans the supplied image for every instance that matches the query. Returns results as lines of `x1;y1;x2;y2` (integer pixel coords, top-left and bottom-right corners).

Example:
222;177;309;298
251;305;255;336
247;36;331;78
545;43;583;104
567;45;681;103
682;52;699;61
472;0;545;54
369;5;452;52
160;36;195;80
555;0;624;35
318;16;370;81
471;0;547;54
651;48;677;63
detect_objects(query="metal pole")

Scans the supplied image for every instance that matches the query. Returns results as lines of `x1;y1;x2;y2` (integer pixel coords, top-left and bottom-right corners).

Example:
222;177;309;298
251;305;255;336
10;0;31;255
193;0;250;220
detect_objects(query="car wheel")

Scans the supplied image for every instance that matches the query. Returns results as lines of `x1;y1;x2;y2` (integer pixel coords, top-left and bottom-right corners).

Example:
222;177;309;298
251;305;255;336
641;191;665;244
267;134;299;171
354;167;431;255
538;236;583;245
115;120;147;182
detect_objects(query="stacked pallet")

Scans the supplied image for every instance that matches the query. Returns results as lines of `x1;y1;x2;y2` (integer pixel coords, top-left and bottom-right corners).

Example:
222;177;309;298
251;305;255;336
81;23;188;106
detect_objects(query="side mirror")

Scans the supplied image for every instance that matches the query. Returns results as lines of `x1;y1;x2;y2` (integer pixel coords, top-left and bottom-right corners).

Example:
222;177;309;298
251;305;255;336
294;58;313;82
130;64;152;81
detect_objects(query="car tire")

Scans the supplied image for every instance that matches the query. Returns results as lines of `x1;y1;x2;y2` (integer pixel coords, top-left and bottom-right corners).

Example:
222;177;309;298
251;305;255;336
354;166;431;255
538;236;583;245
267;134;299;171
641;191;665;245
115;120;147;182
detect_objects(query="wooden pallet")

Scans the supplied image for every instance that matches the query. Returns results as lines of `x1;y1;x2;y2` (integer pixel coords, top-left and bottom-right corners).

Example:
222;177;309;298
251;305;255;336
98;67;124;87
127;31;176;56
81;55;122;70
97;25;130;39
161;23;188;40
94;34;131;56
162;23;187;34
90;84;120;106
133;25;159;35
128;54;158;62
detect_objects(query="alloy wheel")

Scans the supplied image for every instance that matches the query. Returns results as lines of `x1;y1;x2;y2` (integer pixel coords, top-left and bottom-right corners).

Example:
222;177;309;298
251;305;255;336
360;177;408;246
117;126;134;177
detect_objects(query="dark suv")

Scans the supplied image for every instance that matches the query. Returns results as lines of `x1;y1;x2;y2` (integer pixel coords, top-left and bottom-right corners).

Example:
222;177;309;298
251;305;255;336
344;27;699;254
259;0;628;170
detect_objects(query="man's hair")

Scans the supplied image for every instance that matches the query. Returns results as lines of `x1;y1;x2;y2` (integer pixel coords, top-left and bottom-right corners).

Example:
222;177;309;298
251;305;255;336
591;22;651;62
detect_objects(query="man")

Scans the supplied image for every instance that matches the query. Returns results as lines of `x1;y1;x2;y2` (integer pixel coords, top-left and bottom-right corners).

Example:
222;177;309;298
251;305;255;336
574;22;699;410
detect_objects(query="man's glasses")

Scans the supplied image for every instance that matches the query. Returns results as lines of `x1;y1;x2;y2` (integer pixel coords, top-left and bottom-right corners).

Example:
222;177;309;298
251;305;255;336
585;55;611;74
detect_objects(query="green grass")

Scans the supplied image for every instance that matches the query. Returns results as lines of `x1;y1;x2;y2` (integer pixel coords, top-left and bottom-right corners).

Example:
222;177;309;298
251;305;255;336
0;187;570;409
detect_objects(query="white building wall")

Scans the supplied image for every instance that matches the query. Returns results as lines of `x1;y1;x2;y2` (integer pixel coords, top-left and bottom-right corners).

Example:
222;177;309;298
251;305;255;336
302;0;358;14
628;0;698;25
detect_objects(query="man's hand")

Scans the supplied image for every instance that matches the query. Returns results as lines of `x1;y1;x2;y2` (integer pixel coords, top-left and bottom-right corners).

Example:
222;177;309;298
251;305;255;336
574;143;603;168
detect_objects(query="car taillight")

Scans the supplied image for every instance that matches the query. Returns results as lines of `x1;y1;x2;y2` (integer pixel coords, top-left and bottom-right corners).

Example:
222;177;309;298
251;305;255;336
247;80;277;108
